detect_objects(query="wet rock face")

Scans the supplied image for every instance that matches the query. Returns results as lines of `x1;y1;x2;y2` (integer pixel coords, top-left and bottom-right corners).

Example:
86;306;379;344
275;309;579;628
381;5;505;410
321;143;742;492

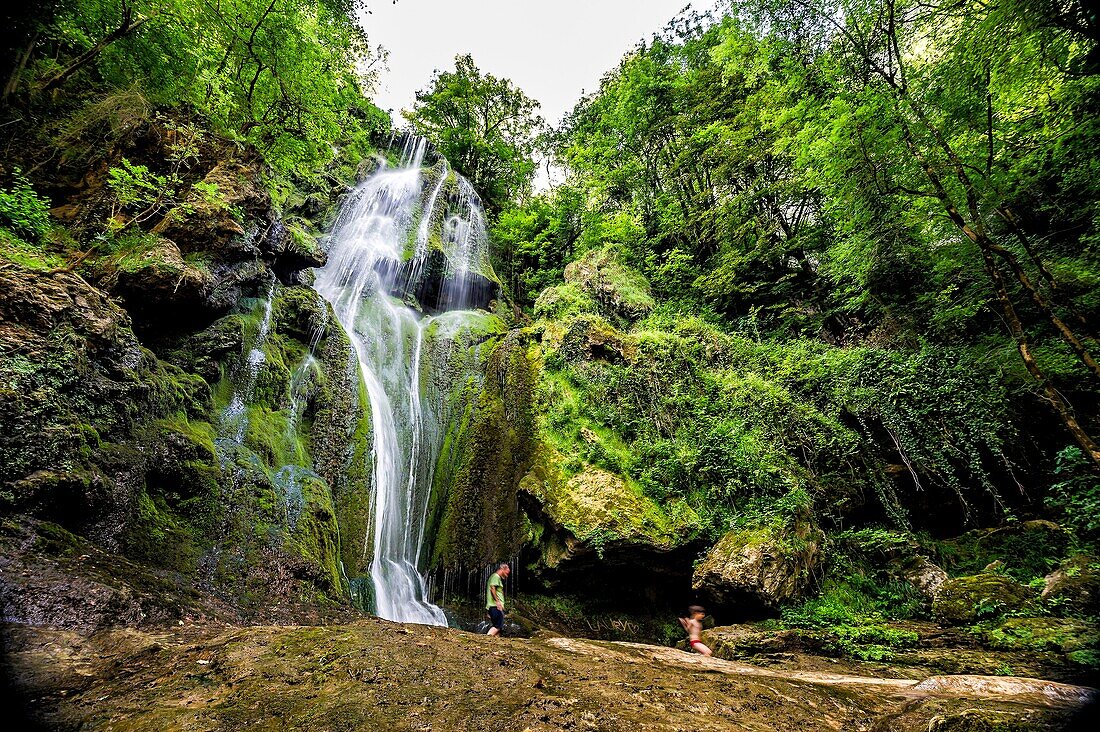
933;573;1037;626
372;250;499;314
692;517;825;613
0;264;166;547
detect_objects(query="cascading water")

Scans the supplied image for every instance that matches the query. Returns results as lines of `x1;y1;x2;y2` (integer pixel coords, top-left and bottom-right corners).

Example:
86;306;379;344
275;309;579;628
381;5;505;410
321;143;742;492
220;280;276;445
315;136;498;625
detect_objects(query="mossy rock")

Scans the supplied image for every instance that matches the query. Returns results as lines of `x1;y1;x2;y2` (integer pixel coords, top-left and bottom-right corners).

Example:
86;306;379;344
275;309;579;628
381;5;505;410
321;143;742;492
271;285;328;342
563;246;655;324
692;516;825;610
1042;554;1100;617
534;283;599;321
521;445;700;568
933;573;1037;625
427;326;535;568
978;616;1100;656
152;159;268;257
927;710;1043;732
555;314;634;364
107;234;217;325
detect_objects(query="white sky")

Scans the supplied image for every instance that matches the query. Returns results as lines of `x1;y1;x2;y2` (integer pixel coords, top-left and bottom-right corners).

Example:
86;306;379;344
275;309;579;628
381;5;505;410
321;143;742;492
360;1;702;128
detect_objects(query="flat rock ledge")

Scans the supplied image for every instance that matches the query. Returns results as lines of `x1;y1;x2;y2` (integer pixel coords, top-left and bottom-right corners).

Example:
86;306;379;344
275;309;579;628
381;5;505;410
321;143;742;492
3;620;1096;732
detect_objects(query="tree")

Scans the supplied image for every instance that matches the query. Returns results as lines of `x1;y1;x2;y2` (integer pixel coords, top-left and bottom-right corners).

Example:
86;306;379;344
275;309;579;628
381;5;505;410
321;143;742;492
745;0;1100;464
404;54;544;214
1;0;389;179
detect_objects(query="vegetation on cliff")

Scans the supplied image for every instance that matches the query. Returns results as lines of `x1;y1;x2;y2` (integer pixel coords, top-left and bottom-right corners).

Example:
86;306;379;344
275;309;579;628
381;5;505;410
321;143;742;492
0;0;391;615
479;0;1100;585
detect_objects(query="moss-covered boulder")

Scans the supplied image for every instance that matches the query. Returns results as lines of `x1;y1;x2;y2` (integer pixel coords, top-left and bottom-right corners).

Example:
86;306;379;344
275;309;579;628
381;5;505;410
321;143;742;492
563;246;654;324
1042;554;1100;617
932;573;1037;625
693;517;825;611
269;218;327;282
978;616;1100;657
521;445;700;570
533;283;599;321
554;314;634;364
108;234;217;322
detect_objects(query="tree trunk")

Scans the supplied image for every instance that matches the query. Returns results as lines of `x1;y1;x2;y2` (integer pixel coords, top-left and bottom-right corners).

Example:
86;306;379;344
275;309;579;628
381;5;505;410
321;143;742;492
898;118;1100;469
3;31;39;102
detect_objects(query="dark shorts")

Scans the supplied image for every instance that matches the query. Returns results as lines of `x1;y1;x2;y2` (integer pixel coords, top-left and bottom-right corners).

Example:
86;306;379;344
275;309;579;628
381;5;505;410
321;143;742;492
488;606;504;631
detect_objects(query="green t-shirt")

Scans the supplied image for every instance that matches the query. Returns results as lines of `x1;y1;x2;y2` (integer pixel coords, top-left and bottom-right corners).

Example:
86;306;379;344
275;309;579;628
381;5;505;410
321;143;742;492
486;572;504;610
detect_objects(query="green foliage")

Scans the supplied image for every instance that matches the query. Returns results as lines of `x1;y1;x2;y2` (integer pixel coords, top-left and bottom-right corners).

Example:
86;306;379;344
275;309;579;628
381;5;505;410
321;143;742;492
934;523;1072;583
1046;447;1100;544
0;169;51;241
507;0;1100;510
404;53;544;214
779;589;920;661
8;0;390;186
536;298;1022;535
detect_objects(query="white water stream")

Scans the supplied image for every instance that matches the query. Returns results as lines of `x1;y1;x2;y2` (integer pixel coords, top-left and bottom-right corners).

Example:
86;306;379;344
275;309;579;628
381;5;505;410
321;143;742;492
314;137;493;625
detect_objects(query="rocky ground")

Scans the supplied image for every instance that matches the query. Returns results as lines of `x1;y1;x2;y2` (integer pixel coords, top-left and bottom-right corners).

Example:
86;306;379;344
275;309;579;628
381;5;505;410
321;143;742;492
3;617;1097;732
3;514;1099;731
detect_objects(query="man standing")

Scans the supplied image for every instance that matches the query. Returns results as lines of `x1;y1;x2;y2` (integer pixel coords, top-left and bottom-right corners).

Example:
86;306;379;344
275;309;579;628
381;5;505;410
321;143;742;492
485;562;510;636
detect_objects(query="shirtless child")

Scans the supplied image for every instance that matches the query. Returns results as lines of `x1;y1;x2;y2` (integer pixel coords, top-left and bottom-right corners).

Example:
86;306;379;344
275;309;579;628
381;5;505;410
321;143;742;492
679;605;713;656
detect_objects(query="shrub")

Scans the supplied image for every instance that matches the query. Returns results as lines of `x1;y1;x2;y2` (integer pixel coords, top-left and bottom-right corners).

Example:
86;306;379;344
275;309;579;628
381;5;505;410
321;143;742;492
0;170;51;242
1046;446;1100;544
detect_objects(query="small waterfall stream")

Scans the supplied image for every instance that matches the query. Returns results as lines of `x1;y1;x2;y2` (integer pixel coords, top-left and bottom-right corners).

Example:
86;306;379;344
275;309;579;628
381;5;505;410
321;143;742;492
315;137;496;625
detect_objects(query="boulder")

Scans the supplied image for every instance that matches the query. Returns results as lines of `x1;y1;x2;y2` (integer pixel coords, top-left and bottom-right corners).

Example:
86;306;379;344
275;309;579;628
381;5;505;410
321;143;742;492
109;235;216;320
268;219;327;283
520;446;700;576
563;246;655;324
692;517;825;610
932;573;1037;626
555;314;634;364
153;160;270;257
533;283;599;321
1042;554;1100;616
902;555;950;601
523;455;698;566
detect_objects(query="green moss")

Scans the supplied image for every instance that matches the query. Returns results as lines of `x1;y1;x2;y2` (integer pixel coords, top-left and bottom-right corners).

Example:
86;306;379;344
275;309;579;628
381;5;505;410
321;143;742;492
286;472;345;596
978;617;1100;655
534;283;600;320
0;228;66;270
933;573;1038;625
272;285;327;341
30;519;86;557
522;444;700;556
121;487;202;572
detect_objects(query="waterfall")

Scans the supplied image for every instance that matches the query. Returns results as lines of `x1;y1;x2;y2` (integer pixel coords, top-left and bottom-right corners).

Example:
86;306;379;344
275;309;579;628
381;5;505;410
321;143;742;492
314;137;497;625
